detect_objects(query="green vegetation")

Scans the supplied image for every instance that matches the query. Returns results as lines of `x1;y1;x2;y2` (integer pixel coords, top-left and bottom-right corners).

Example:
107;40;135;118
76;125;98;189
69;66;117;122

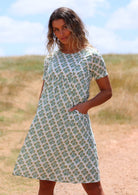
0;55;44;72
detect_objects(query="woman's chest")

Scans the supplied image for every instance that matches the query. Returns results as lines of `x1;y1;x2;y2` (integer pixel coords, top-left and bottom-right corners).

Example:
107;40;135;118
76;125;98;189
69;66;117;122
46;56;90;83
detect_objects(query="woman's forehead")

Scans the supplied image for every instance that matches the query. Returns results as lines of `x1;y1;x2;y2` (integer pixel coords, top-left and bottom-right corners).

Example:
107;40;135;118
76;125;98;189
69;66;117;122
52;19;66;28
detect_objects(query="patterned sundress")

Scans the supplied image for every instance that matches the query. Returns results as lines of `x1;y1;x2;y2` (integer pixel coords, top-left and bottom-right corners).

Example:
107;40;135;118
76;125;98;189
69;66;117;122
13;46;108;183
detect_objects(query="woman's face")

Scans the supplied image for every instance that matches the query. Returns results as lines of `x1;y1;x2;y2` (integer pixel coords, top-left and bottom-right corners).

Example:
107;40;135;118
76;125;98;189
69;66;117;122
52;19;71;46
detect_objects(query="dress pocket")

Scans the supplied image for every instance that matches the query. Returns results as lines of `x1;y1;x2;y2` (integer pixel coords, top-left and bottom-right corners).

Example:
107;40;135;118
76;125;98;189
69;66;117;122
75;109;88;116
71;110;89;129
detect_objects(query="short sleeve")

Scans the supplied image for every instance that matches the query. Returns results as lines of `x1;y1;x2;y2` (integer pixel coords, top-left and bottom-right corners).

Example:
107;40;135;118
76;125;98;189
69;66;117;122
89;52;108;80
43;57;49;80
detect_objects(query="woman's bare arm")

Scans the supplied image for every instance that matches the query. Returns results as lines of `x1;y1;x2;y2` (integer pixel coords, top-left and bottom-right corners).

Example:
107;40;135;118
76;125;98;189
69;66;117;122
86;75;112;109
68;75;112;114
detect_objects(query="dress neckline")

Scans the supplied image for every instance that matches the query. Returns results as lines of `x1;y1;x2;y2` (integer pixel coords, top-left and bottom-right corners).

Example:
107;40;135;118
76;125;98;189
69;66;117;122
58;46;90;55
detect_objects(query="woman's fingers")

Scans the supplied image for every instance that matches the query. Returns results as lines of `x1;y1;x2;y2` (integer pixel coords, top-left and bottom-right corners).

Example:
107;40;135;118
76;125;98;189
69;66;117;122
68;102;88;114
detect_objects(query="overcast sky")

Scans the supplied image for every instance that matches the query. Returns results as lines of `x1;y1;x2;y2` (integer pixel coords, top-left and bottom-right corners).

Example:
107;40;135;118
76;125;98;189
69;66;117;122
0;0;138;56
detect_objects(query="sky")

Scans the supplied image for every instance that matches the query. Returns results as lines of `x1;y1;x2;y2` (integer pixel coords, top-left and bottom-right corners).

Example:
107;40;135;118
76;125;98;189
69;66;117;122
0;0;138;56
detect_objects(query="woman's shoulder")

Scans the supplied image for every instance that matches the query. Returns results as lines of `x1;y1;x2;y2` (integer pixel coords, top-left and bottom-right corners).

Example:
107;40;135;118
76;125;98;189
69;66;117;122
44;50;58;62
85;45;101;56
84;45;104;63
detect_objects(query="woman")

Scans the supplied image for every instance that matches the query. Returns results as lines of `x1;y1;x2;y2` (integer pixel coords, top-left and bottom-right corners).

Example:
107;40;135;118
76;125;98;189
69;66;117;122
13;7;112;195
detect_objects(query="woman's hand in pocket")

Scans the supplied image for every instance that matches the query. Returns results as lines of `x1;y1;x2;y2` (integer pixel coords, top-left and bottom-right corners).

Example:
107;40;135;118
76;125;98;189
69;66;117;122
68;101;89;114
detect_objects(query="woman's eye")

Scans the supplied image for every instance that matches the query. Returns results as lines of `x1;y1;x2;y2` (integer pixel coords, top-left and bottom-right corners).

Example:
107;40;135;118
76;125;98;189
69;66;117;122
63;26;67;29
53;28;59;32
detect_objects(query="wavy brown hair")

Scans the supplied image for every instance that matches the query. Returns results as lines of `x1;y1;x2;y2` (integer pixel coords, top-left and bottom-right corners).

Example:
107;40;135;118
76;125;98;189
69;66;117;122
47;7;89;53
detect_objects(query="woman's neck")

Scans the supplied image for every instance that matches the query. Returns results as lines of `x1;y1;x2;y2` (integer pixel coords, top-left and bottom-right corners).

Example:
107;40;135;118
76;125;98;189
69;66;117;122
61;44;86;54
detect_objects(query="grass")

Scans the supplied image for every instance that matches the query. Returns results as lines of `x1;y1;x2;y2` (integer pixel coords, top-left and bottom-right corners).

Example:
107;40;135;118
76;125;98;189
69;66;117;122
90;108;132;124
0;101;13;112
0;55;44;133
0;55;44;72
0;130;4;137
103;54;138;70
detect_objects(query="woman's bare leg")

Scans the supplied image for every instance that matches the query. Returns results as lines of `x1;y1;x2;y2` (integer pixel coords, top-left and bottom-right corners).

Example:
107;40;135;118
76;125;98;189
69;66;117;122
38;180;56;195
81;181;105;195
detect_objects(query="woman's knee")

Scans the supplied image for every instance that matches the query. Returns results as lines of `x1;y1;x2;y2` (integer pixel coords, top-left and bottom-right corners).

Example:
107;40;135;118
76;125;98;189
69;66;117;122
39;180;56;191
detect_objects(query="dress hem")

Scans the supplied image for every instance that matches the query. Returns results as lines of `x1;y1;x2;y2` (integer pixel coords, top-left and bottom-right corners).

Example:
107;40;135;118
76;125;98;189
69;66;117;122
12;172;100;184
